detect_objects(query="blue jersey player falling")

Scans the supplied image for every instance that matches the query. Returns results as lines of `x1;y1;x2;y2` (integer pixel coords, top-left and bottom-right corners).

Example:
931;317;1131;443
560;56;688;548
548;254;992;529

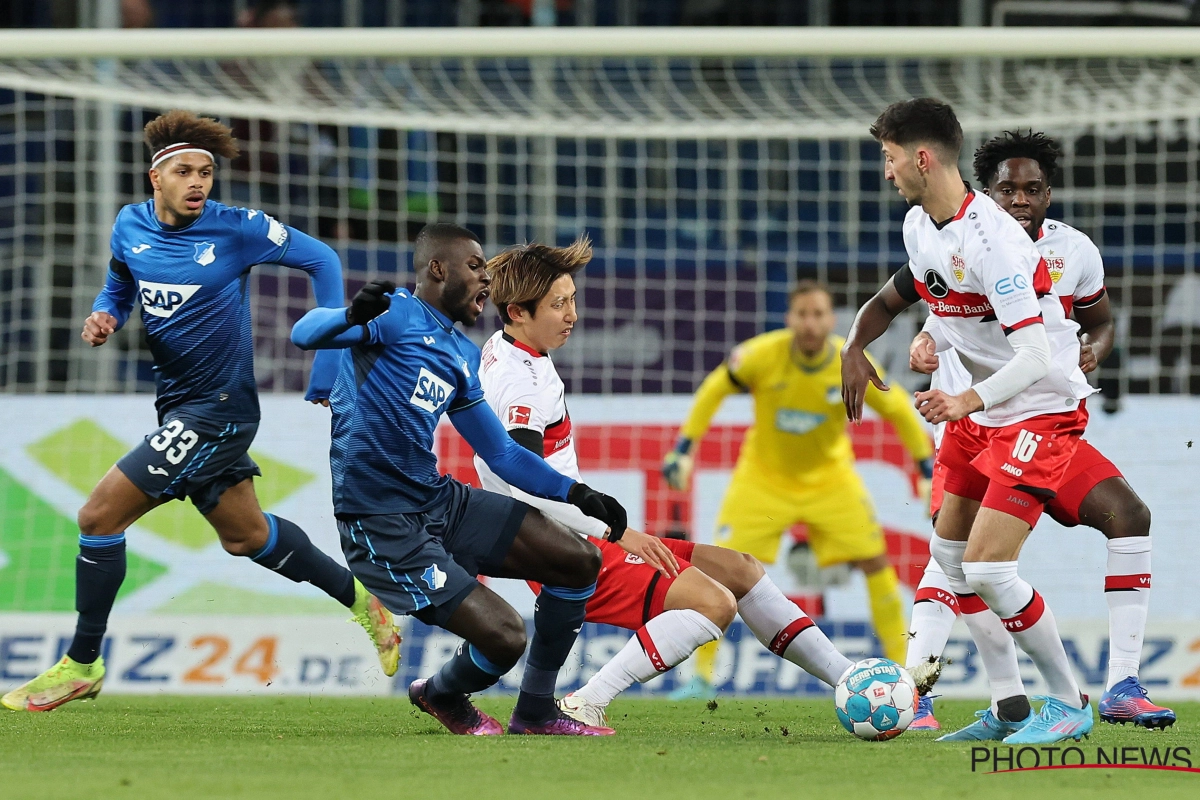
1;111;399;713
292;224;626;736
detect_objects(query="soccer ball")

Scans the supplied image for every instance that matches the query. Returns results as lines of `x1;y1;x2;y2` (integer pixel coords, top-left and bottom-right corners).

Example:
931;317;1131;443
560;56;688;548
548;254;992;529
834;658;918;741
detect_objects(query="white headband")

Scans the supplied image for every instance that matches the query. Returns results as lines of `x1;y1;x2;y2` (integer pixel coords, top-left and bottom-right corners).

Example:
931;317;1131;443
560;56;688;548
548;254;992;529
151;142;215;169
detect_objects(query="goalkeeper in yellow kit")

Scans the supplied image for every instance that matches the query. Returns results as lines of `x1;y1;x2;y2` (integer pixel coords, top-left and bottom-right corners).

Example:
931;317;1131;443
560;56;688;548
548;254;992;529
662;281;933;699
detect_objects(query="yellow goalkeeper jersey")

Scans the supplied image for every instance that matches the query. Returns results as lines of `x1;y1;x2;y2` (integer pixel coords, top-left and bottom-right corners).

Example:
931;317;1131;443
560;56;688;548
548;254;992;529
680;330;932;485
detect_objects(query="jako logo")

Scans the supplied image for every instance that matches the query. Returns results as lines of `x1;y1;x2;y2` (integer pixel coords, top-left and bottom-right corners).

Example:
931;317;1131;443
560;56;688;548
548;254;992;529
1000;462;1024;477
409;367;453;413
138;281;200;318
1006;494;1031;508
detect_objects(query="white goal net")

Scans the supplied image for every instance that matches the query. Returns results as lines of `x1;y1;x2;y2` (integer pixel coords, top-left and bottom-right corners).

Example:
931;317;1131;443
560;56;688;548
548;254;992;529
2;28;1200;397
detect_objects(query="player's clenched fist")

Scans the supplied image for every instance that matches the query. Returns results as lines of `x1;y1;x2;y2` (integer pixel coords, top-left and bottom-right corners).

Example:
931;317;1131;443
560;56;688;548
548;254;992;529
913;388;983;425
346;279;396;325
909;332;940;375
81;311;118;347
568;482;628;542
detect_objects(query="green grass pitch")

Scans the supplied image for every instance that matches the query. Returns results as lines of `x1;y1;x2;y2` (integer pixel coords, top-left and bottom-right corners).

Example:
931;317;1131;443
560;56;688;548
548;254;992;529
2;697;1199;799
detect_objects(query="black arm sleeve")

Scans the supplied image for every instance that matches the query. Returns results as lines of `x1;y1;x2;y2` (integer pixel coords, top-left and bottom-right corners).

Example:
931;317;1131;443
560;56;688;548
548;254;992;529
110;257;133;283
508;428;545;457
892;263;920;303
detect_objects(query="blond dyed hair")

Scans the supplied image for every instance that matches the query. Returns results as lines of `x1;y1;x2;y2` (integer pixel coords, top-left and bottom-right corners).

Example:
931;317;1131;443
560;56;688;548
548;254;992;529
487;236;591;324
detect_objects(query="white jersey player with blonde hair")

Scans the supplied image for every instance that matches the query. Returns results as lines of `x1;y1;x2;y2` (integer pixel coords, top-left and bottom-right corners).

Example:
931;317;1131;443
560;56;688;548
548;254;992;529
477;236;855;727
844;99;1098;746
903;130;1171;732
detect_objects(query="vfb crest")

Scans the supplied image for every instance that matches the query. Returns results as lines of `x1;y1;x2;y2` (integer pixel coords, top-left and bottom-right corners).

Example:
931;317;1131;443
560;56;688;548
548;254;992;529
950;253;966;282
193;242;217;266
1046;257;1065;284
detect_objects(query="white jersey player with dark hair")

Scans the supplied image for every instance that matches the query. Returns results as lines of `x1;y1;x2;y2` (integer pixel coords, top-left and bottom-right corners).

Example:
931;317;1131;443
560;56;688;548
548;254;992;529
477;237;856;728
846;99;1098;746
903;130;1171;732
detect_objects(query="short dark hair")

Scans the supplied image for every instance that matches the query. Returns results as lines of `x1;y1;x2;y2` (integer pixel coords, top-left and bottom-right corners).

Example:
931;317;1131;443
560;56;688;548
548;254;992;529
144;110;239;162
413;223;482;269
488;237;591;324
869;98;963;158
973;130;1062;187
788;280;832;305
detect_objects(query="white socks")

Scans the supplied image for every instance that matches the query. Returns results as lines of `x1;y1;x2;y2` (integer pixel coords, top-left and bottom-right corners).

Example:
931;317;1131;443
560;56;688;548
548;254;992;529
930;535;1026;712
737;575;852;686
1105;537;1152;689
963;560;1081;707
904;557;959;670
574;609;721;708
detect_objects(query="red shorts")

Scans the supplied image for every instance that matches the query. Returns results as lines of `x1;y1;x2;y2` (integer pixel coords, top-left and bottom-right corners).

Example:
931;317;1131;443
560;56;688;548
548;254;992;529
937;404;1089;527
527;538;696;631
1043;438;1124;527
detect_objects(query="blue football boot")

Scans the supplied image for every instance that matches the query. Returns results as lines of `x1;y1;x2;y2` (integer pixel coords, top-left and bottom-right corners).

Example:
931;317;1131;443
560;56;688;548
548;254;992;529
1004;695;1094;744
936;707;1032;742
1099;677;1176;729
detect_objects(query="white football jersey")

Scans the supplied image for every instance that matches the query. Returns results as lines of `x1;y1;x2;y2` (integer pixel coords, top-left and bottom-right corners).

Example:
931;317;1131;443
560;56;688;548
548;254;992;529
475;331;607;538
903;191;1093;427
931;216;1107;410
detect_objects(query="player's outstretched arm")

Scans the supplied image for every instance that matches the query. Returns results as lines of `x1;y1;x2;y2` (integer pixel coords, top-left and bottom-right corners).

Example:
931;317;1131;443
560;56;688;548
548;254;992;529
842;272;916;423
275;228;345;309
85;258;137;347
450;401;628;540
291;280;395;350
663;359;742;491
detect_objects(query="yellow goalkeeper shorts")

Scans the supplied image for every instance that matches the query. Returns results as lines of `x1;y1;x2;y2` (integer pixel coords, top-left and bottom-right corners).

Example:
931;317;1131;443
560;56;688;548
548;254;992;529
713;464;885;567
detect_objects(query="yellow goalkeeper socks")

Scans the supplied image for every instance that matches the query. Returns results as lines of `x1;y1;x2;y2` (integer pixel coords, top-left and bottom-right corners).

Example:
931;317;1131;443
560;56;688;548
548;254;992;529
865;565;907;664
694;638;719;684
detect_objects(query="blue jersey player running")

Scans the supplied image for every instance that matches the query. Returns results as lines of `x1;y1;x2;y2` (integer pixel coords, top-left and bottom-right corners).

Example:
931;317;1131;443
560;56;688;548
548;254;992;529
292;223;626;736
2;111;399;713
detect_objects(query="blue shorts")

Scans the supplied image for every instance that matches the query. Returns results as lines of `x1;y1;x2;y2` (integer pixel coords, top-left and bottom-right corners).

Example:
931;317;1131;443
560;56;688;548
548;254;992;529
338;481;528;627
116;412;260;515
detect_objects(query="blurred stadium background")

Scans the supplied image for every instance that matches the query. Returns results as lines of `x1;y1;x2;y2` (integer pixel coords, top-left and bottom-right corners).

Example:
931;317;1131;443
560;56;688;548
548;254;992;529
1;1;1199;700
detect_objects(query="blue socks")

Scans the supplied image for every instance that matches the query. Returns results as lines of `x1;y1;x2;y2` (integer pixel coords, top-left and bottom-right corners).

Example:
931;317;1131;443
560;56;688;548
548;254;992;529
67;534;127;665
252;514;356;608
428;642;511;699
513;583;595;722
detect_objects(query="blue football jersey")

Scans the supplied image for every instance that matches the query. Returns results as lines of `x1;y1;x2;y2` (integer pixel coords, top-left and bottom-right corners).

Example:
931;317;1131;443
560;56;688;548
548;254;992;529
99;200;293;422
329;289;485;516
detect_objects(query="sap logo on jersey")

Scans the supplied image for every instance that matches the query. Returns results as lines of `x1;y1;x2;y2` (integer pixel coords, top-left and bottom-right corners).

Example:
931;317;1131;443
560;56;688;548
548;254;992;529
775;409;826;435
410;367;453;413
138;281;201;318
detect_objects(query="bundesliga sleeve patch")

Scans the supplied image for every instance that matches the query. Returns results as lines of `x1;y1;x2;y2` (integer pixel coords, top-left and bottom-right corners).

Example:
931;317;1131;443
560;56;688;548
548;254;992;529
507;405;533;427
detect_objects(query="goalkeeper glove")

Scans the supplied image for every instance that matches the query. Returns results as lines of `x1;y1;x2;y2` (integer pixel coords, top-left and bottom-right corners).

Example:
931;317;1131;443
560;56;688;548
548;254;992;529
568;483;628;543
661;437;694;492
346;279;396;325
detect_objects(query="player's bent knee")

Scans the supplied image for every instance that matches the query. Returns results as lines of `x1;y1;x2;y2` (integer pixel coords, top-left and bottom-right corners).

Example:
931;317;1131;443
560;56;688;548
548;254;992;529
481;610;528;668
675;570;737;630
77;503;119;537
1109;498;1151;539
